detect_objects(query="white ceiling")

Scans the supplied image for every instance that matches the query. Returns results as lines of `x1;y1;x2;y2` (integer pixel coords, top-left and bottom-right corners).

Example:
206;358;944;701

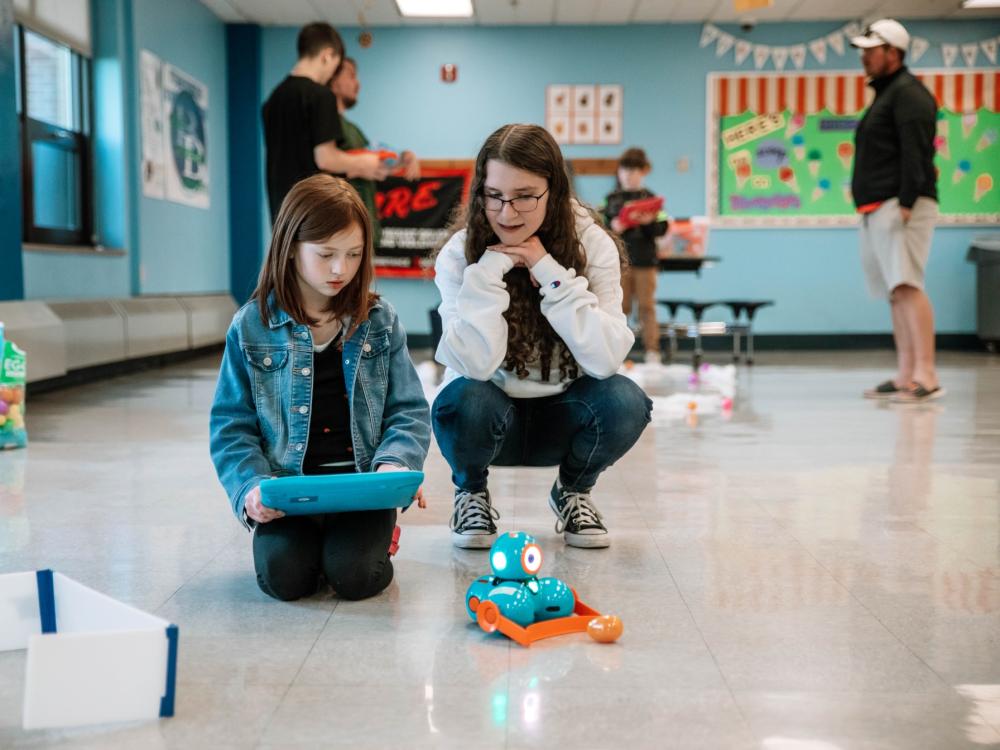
198;0;1000;26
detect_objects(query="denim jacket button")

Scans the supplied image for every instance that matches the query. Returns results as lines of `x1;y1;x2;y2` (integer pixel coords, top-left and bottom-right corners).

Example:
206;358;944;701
363;343;372;352
299;405;309;415
295;443;303;451
344;358;350;364
301;367;311;376
263;356;272;366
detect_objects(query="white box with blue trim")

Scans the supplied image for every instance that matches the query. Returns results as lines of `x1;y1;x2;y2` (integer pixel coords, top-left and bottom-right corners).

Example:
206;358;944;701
0;570;178;729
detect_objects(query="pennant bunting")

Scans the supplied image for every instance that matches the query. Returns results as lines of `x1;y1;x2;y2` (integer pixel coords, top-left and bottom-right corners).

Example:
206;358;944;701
962;42;979;67
809;38;827;64
716;32;734;57
790;44;807;69
700;24;720;48
942;44;959;67
771;46;789;70
734;39;753;65
754;44;771;70
982;37;998;65
827;31;845;56
910;36;929;63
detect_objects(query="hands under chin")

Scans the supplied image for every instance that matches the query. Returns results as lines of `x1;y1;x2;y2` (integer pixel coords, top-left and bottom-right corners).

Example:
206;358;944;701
489;236;548;288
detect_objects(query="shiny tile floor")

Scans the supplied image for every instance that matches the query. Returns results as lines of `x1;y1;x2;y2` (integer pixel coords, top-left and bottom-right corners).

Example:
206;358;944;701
1;350;999;749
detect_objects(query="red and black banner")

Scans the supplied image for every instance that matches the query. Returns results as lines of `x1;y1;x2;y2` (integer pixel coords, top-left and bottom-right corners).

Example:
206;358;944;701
374;167;471;278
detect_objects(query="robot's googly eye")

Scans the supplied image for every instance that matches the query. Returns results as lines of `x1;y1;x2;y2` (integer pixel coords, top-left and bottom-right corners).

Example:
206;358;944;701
522;545;542;573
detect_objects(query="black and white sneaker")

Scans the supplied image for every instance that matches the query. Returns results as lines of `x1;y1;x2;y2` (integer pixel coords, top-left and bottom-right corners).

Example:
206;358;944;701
450;489;499;549
548;482;610;548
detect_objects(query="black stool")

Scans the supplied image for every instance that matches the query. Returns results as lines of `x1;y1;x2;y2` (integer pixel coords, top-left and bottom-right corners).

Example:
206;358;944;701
721;300;774;364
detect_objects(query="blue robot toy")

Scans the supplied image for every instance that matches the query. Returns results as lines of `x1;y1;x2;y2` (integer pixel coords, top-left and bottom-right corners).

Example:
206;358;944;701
464;532;575;627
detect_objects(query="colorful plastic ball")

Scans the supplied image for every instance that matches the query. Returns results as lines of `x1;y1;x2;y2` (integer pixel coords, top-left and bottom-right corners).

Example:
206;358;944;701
8;388;23;405
587;615;623;643
8;405;21;421
687;401;698;412
0;401;8;416
721;397;733;410
0;415;6;428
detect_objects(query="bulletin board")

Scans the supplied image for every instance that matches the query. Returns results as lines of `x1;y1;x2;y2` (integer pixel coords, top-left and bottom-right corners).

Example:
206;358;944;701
707;69;1000;227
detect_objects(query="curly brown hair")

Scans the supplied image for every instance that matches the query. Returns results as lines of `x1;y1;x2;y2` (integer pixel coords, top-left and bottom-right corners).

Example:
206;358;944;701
446;124;624;383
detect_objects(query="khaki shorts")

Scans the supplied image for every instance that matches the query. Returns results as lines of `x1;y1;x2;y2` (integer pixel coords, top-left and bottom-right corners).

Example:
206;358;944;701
858;197;938;300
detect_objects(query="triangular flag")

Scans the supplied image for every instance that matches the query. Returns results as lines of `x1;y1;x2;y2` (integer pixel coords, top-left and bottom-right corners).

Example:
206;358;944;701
962;42;979;67
827;31;845;56
771;47;789;70
754;44;771;70
942;43;959;67
735;39;753;65
809;38;828;64
910;36;930;63
843;21;862;38
700;24;720;48
982;37;998;64
716;32;734;58
790;44;807;69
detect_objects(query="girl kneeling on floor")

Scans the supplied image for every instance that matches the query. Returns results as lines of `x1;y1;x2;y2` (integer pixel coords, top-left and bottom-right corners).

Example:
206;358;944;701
211;174;430;601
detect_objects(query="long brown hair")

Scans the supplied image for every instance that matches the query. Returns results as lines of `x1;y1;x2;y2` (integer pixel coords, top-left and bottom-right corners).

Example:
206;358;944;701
452;123;619;382
253;174;377;335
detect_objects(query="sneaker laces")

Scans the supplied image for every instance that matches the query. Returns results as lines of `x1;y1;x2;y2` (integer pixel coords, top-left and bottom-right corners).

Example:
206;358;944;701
450;490;499;531
554;490;604;534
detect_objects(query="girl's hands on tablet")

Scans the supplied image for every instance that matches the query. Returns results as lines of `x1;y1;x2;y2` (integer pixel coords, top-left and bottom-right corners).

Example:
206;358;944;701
244;484;285;524
376;463;426;508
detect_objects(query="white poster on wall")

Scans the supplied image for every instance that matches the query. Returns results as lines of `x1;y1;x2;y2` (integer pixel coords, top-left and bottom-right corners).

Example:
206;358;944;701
139;50;165;199
162;64;210;209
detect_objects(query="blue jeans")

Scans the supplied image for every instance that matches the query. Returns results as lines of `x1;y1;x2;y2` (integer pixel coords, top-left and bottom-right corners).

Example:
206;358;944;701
432;375;652;493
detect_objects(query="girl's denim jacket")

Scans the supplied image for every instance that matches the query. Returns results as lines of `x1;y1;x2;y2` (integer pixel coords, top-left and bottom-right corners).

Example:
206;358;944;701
209;295;431;528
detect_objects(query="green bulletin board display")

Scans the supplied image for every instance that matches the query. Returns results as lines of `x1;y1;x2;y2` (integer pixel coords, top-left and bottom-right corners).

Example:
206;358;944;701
708;70;1000;227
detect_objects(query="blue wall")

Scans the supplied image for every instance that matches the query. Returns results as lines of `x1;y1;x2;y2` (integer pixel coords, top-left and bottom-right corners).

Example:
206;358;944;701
21;0;229;300
130;0;229;295
261;19;1000;336
0;0;24;301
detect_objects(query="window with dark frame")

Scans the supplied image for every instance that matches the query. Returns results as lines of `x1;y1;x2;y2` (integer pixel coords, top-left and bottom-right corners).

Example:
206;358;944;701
16;25;94;247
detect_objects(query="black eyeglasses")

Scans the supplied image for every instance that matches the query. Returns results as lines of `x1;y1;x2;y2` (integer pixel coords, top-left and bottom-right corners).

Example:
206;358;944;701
483;188;549;214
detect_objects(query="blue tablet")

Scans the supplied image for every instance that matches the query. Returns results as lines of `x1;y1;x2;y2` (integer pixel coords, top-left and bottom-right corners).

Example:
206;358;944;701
259;471;423;515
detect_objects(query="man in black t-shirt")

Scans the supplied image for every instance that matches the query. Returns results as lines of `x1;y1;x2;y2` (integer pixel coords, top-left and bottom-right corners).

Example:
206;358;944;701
262;23;388;220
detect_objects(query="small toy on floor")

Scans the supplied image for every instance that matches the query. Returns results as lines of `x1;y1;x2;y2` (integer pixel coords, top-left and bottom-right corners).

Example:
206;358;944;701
464;531;623;646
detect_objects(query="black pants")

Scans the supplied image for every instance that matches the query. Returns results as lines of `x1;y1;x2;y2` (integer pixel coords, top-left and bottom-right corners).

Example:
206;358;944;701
252;509;396;601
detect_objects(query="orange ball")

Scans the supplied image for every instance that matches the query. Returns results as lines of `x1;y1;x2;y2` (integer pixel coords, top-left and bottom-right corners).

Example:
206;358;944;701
587;615;623;643
9;387;23;405
687;401;697;411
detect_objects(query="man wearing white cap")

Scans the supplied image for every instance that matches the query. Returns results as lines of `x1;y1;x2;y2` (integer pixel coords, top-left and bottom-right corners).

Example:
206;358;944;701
851;19;943;403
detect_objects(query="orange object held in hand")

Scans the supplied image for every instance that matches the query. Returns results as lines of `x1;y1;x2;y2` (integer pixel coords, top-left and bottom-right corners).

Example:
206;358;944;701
347;148;398;164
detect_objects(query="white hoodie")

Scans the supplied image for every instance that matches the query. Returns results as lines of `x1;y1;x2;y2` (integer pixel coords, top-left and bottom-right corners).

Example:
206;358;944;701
433;203;635;399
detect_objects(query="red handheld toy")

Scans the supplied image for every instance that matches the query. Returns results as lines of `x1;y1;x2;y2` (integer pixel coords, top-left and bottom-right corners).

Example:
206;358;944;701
616;195;664;230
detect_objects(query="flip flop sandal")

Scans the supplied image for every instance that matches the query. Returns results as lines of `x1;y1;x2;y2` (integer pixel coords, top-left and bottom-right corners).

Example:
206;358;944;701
890;382;946;403
863;380;902;399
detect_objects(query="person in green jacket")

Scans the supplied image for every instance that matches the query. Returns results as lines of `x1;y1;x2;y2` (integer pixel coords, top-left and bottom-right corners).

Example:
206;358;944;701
330;57;421;246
